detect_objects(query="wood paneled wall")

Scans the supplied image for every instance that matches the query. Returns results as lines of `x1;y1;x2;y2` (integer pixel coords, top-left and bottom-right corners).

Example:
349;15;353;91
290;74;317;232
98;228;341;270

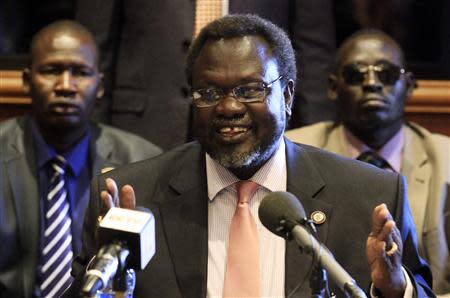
404;80;450;136
1;70;450;136
0;70;31;120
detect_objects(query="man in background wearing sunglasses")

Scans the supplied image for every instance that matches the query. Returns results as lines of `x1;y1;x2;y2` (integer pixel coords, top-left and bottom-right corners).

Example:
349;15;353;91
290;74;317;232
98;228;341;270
286;29;450;296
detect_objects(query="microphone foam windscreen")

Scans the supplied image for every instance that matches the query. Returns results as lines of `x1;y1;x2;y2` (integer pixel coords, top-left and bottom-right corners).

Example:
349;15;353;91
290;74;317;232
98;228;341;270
258;191;306;237
98;207;155;270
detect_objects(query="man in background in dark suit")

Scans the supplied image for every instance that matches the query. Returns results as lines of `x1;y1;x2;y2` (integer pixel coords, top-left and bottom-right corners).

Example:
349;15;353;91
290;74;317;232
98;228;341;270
67;15;433;297
75;0;337;150
0;20;161;298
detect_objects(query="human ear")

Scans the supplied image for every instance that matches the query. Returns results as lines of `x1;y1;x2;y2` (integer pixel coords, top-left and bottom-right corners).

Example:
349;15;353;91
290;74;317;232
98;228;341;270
404;71;416;98
328;74;338;101
96;72;105;99
283;79;295;116
22;68;31;94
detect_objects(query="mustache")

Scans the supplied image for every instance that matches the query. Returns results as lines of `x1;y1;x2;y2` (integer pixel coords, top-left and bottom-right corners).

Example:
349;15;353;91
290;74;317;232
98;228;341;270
212;115;252;127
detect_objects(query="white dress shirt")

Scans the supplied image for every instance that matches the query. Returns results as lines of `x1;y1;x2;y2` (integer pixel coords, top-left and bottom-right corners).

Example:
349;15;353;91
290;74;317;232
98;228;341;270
206;138;286;298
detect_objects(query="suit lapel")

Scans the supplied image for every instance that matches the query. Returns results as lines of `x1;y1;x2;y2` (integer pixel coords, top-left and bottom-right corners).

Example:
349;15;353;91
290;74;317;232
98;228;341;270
321;125;350;157
158;144;208;298
402;126;430;250
90;123;114;176
5;120;40;298
284;139;333;296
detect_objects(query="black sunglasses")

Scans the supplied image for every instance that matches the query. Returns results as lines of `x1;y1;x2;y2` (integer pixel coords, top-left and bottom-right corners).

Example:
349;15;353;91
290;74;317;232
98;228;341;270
340;62;405;85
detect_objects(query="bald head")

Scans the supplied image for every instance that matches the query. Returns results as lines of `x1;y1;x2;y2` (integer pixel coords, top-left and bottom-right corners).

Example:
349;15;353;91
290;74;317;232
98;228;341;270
30;20;99;67
25;20;104;151
336;29;405;68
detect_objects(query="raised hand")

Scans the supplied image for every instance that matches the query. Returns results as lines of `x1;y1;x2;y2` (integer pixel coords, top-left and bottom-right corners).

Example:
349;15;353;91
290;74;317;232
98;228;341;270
366;203;406;298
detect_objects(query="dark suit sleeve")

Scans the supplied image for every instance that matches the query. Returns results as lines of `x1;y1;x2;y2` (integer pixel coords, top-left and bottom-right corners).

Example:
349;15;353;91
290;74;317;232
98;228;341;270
76;0;121;90
75;0;122;122
289;0;337;127
394;176;435;297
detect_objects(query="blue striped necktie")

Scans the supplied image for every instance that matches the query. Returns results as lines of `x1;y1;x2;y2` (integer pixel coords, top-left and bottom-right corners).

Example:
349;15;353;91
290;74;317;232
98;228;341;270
39;155;74;297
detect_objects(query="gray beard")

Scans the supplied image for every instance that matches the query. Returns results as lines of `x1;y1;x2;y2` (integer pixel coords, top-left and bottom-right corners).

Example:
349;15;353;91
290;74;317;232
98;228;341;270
214;147;262;169
212;137;280;171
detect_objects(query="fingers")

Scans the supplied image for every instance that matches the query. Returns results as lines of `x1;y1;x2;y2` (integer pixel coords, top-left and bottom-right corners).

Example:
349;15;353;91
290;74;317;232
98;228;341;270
386;242;398;257
120;185;136;209
101;178;119;207
371;204;393;236
378;219;395;243
379;220;400;259
388;221;403;258
100;178;136;211
370;204;402;258
105;178;119;206
100;190;114;210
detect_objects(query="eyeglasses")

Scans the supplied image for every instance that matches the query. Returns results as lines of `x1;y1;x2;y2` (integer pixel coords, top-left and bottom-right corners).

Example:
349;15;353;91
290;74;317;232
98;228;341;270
191;76;283;108
340;62;405;85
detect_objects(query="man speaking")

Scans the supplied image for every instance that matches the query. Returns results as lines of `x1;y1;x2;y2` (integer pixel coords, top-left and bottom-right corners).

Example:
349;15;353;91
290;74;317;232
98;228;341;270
67;15;433;297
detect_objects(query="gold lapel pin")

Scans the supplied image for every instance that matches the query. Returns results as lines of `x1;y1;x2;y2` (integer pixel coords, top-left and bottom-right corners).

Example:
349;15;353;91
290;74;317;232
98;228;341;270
311;211;326;225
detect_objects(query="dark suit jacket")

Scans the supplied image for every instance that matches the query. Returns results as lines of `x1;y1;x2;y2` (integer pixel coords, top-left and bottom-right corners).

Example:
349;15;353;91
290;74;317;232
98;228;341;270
0;116;162;298
76;0;336;149
67;139;433;297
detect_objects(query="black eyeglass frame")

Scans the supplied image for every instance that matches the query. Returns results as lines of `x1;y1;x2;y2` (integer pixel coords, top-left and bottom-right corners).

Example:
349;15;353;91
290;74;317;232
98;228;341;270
340;62;405;86
191;75;284;108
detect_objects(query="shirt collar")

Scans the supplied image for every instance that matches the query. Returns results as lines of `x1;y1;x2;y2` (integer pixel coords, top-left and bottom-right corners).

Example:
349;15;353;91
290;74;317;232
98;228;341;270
31;119;91;176
206;137;287;201
343;126;404;172
64;130;91;176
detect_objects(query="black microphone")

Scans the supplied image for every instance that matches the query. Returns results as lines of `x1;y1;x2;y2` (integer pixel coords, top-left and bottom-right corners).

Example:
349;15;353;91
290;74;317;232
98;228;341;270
81;207;155;296
258;191;367;298
81;242;130;295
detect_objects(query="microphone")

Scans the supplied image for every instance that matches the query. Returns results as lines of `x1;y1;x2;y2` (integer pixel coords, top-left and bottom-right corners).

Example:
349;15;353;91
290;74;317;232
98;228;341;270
259;192;367;298
81;207;156;296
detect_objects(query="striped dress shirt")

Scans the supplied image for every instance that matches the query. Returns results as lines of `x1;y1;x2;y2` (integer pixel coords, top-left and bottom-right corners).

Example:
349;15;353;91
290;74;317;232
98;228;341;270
206;138;286;298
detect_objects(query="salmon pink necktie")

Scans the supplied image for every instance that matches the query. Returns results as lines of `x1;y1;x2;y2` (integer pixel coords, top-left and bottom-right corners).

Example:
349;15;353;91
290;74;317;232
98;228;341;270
223;180;260;297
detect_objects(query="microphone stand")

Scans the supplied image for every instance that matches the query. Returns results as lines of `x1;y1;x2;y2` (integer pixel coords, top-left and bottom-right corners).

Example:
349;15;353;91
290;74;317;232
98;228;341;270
283;218;366;298
111;246;136;298
310;264;330;298
81;241;135;297
112;268;136;298
303;220;333;298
